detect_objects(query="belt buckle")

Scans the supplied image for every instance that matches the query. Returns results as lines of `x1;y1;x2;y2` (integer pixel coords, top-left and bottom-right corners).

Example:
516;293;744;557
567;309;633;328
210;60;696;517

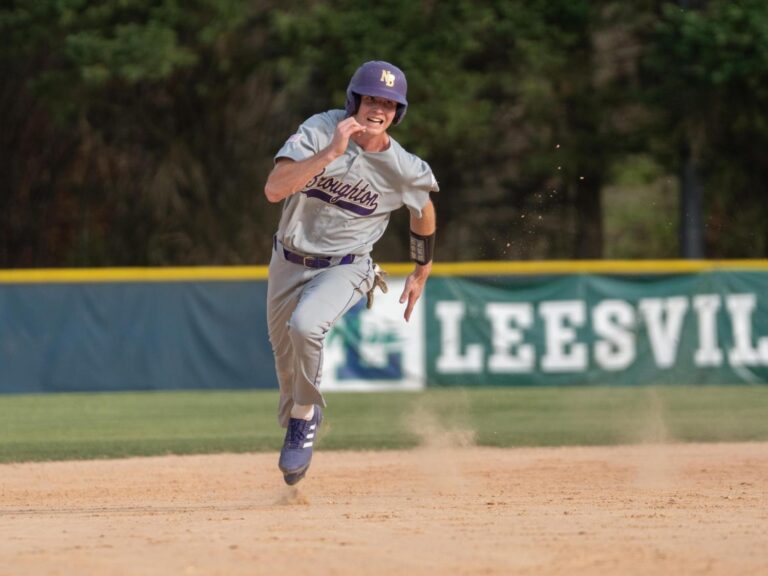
303;256;315;267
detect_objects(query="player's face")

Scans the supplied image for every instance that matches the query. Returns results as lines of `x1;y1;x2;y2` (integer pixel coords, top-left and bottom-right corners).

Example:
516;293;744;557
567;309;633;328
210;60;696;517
356;95;397;134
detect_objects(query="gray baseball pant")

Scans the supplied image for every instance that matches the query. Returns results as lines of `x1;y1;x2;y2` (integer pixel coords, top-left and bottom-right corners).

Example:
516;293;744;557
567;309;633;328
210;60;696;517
267;243;373;427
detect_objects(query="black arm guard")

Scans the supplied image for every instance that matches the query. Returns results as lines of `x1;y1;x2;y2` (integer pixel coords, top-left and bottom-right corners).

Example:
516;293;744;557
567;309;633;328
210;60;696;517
409;230;435;265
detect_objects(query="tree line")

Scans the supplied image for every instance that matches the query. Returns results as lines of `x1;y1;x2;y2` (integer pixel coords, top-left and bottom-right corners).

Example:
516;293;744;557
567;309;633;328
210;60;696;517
2;0;767;267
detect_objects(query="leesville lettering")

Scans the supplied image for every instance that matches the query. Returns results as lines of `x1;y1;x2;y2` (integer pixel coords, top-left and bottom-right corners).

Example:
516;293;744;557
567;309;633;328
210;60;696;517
304;169;379;211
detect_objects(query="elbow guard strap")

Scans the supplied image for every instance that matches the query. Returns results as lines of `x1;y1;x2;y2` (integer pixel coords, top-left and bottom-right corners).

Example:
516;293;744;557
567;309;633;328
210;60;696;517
409;230;435;265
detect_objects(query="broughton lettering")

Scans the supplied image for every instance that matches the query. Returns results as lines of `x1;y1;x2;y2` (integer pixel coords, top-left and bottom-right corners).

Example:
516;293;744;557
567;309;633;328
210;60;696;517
303;169;379;215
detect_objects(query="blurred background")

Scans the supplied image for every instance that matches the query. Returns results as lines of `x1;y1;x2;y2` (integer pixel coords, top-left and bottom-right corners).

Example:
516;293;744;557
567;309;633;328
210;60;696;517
2;2;768;463
3;0;767;269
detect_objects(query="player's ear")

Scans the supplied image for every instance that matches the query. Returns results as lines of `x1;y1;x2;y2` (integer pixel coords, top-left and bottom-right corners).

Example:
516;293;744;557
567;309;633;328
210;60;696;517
345;93;361;118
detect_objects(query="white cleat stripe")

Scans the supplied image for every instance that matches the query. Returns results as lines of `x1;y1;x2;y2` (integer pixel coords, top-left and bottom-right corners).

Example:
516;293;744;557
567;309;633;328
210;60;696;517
302;441;313;448
306;433;315;439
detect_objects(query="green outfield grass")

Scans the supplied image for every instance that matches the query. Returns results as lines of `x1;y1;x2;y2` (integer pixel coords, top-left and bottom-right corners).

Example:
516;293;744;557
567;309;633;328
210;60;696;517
1;386;767;463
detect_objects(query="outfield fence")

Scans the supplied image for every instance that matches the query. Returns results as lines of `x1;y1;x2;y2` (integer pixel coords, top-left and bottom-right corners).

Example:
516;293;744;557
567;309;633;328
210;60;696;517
2;261;767;393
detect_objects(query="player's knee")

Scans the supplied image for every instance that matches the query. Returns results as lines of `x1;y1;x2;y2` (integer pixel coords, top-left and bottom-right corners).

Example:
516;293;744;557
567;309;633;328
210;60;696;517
287;314;324;344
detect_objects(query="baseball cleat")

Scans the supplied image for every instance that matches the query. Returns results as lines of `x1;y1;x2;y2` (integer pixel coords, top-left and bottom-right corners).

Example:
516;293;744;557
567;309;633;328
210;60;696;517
279;406;323;485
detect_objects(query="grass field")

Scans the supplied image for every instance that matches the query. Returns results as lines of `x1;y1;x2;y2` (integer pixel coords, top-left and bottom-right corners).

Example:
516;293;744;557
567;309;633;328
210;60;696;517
1;385;767;463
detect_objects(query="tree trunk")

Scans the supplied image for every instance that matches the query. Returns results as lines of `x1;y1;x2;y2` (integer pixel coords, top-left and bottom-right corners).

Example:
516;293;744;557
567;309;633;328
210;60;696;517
573;176;604;259
679;140;705;259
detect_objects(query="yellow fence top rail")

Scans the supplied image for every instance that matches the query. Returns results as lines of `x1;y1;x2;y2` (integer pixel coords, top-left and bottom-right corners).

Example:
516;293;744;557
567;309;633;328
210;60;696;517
1;260;768;283
425;259;768;276
0;266;270;284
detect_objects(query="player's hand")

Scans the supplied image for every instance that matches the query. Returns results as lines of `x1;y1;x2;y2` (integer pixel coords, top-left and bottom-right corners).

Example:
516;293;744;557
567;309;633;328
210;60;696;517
399;263;431;322
329;117;366;158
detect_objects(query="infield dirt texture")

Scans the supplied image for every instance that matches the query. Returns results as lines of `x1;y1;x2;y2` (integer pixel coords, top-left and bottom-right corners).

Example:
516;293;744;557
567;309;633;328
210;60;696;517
2;441;767;575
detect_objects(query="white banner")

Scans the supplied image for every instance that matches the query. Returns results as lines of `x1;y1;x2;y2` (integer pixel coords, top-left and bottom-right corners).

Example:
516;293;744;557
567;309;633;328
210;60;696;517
322;278;425;391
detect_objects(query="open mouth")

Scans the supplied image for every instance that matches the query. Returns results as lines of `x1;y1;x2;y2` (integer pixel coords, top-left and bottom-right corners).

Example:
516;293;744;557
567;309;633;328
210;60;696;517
367;117;385;125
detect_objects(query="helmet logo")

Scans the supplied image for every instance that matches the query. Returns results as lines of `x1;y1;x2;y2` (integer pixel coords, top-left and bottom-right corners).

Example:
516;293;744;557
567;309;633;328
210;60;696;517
380;70;396;87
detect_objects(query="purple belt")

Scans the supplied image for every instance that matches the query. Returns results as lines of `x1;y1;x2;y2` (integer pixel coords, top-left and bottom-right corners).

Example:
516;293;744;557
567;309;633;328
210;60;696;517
275;237;356;268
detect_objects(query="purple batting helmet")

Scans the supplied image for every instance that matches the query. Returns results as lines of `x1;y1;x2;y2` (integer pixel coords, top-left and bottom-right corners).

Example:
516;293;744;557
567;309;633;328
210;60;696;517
345;61;408;125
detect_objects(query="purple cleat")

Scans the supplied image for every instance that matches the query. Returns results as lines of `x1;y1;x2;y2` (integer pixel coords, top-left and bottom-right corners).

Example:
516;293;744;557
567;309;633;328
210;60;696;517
279;406;323;485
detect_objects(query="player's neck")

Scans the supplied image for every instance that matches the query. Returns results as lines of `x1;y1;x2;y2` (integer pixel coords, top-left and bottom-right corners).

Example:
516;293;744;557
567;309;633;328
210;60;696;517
352;131;390;153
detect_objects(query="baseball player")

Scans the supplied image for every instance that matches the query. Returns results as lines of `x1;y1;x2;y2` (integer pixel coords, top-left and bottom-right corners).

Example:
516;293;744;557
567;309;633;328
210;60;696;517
263;60;438;485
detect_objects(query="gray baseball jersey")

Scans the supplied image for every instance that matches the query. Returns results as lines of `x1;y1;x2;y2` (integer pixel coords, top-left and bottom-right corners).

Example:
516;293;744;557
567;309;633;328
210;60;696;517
274;109;439;257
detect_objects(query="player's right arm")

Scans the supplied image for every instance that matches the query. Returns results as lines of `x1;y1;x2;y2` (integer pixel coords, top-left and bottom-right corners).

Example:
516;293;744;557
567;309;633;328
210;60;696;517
263;117;366;203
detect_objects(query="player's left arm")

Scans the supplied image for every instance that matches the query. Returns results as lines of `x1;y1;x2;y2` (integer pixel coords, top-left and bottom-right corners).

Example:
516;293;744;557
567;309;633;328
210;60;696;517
399;199;436;322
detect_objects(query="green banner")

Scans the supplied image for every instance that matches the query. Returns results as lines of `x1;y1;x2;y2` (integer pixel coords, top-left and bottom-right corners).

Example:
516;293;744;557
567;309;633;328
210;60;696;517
0;281;275;394
425;272;768;386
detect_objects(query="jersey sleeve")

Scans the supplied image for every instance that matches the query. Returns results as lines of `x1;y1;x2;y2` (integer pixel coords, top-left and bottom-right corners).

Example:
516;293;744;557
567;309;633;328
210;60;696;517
274;112;338;163
402;157;439;218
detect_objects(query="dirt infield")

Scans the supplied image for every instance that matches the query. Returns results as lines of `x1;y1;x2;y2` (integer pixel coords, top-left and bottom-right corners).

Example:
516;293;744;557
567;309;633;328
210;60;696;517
1;442;766;576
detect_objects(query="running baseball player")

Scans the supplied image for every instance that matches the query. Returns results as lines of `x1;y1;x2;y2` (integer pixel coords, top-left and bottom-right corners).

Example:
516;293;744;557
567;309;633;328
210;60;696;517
263;61;438;485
